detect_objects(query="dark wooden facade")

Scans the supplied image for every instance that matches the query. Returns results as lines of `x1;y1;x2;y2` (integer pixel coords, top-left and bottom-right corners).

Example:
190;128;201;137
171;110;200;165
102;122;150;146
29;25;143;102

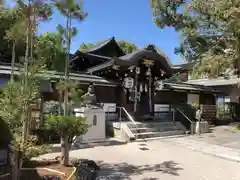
0;37;221;122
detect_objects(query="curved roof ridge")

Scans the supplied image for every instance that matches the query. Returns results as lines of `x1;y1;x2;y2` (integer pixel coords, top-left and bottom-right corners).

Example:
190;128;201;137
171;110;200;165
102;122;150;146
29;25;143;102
84;36;124;55
85;37;115;53
117;48;173;67
144;45;173;67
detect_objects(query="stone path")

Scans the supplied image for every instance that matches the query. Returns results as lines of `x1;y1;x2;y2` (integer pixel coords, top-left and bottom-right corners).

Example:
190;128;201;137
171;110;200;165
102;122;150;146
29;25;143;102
161;137;240;162
39;138;240;180
187;125;240;149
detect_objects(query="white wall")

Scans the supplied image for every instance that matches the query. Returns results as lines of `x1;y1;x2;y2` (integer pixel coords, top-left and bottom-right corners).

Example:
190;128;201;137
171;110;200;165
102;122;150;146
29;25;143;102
75;108;106;141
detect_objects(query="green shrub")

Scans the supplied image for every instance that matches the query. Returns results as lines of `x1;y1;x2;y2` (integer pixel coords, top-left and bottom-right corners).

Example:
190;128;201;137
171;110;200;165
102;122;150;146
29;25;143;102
43;115;88;140
236;124;240;131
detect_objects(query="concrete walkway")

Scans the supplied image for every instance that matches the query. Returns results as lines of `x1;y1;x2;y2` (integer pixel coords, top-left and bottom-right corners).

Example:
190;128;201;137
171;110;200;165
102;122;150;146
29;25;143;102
39;138;240;180
188;125;240;149
161;137;240;162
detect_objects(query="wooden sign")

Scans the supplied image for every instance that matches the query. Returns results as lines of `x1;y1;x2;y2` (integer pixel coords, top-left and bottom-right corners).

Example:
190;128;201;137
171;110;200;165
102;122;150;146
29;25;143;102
143;59;154;66
200;105;216;124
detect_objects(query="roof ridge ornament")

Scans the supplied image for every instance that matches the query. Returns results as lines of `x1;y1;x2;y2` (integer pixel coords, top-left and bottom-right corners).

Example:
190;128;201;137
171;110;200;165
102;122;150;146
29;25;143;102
145;44;157;53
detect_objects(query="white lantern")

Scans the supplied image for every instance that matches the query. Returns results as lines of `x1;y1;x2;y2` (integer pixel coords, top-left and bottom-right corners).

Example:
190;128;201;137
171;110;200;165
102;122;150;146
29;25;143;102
123;77;134;89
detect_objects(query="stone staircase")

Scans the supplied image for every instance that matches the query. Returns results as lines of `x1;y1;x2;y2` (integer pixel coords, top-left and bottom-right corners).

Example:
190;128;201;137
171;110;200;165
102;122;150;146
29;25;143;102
123;121;186;141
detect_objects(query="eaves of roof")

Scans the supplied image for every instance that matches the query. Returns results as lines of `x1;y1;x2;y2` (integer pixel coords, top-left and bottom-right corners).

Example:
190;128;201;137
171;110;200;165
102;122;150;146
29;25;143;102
74;37;124;56
86;49;181;75
158;82;221;93
0;65;116;86
186;77;239;86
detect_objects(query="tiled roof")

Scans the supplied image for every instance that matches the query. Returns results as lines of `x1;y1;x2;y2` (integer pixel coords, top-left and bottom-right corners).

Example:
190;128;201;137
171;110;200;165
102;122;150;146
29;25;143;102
84;37;116;53
186;77;239;86
0;65;116;86
86;49;180;74
78;37;124;56
157;82;221;93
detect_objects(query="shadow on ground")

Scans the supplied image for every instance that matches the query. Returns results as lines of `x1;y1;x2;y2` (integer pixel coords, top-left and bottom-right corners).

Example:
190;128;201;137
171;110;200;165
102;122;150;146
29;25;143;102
73;139;127;149
20;169;42;180
96;160;183;180
51;139;127;153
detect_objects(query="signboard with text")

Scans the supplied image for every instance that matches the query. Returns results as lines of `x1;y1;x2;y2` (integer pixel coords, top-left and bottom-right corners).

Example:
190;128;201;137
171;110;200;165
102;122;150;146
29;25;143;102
142;59;154;66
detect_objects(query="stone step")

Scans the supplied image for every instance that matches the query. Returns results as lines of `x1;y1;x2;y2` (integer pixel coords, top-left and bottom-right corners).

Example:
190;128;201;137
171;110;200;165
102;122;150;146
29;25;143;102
126;121;176;128
135;132;159;139
135;130;185;139
130;125;181;133
130;127;151;133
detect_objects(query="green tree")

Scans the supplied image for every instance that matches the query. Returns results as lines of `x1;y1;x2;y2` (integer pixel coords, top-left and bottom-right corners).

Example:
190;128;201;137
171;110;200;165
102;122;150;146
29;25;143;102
5;12;26;82
52;0;87;166
150;0;240;77
17;0;52;168
0;8;25;64
79;39;138;54
35;31;66;71
79;42;94;52
0;61;50;180
43;79;85;166
44;115;88;164
118;40;138;54
0;1;52;179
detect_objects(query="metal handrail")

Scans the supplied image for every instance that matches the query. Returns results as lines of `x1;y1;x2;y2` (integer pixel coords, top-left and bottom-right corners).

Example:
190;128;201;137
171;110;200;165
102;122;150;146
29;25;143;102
175;107;194;134
106;106;136;123
106;105;139;139
176;108;193;123
121;107;135;124
120;107;139;139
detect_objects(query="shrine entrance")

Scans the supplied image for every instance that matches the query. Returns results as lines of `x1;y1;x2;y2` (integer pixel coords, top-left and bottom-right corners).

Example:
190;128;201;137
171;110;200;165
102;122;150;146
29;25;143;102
122;59;157;120
124;80;151;118
86;45;176;120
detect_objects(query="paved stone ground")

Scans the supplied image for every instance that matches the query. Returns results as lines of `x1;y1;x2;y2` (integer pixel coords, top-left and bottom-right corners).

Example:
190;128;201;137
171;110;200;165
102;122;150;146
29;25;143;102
39;138;240;180
159;125;240;162
187;125;240;149
161;137;240;162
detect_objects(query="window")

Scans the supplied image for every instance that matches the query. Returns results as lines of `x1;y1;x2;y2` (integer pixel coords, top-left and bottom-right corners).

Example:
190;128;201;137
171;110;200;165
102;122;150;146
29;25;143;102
93;115;97;126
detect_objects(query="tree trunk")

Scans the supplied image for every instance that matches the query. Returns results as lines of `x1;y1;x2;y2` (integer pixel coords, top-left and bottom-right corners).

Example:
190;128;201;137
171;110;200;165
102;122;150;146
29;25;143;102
10;150;22;180
60;136;69;166
10;42;16;83
59;92;63;115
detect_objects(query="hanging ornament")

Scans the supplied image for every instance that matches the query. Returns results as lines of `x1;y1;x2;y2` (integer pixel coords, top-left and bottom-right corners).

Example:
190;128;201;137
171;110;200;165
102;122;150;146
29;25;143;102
155;80;164;90
135;67;140;74
145;84;148;92
140;83;143;92
123;77;134;89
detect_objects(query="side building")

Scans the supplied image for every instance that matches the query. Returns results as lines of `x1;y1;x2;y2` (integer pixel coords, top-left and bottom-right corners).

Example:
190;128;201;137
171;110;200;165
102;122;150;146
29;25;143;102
174;61;240;123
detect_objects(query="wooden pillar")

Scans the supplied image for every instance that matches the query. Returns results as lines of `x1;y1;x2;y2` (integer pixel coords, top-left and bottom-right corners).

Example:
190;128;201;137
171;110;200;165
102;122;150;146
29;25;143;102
134;67;140;114
151;75;156;117
148;76;152;114
39;93;44;126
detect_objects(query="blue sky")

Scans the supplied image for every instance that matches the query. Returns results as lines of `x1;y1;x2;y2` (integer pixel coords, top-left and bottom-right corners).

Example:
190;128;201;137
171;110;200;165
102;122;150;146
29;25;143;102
6;0;183;64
